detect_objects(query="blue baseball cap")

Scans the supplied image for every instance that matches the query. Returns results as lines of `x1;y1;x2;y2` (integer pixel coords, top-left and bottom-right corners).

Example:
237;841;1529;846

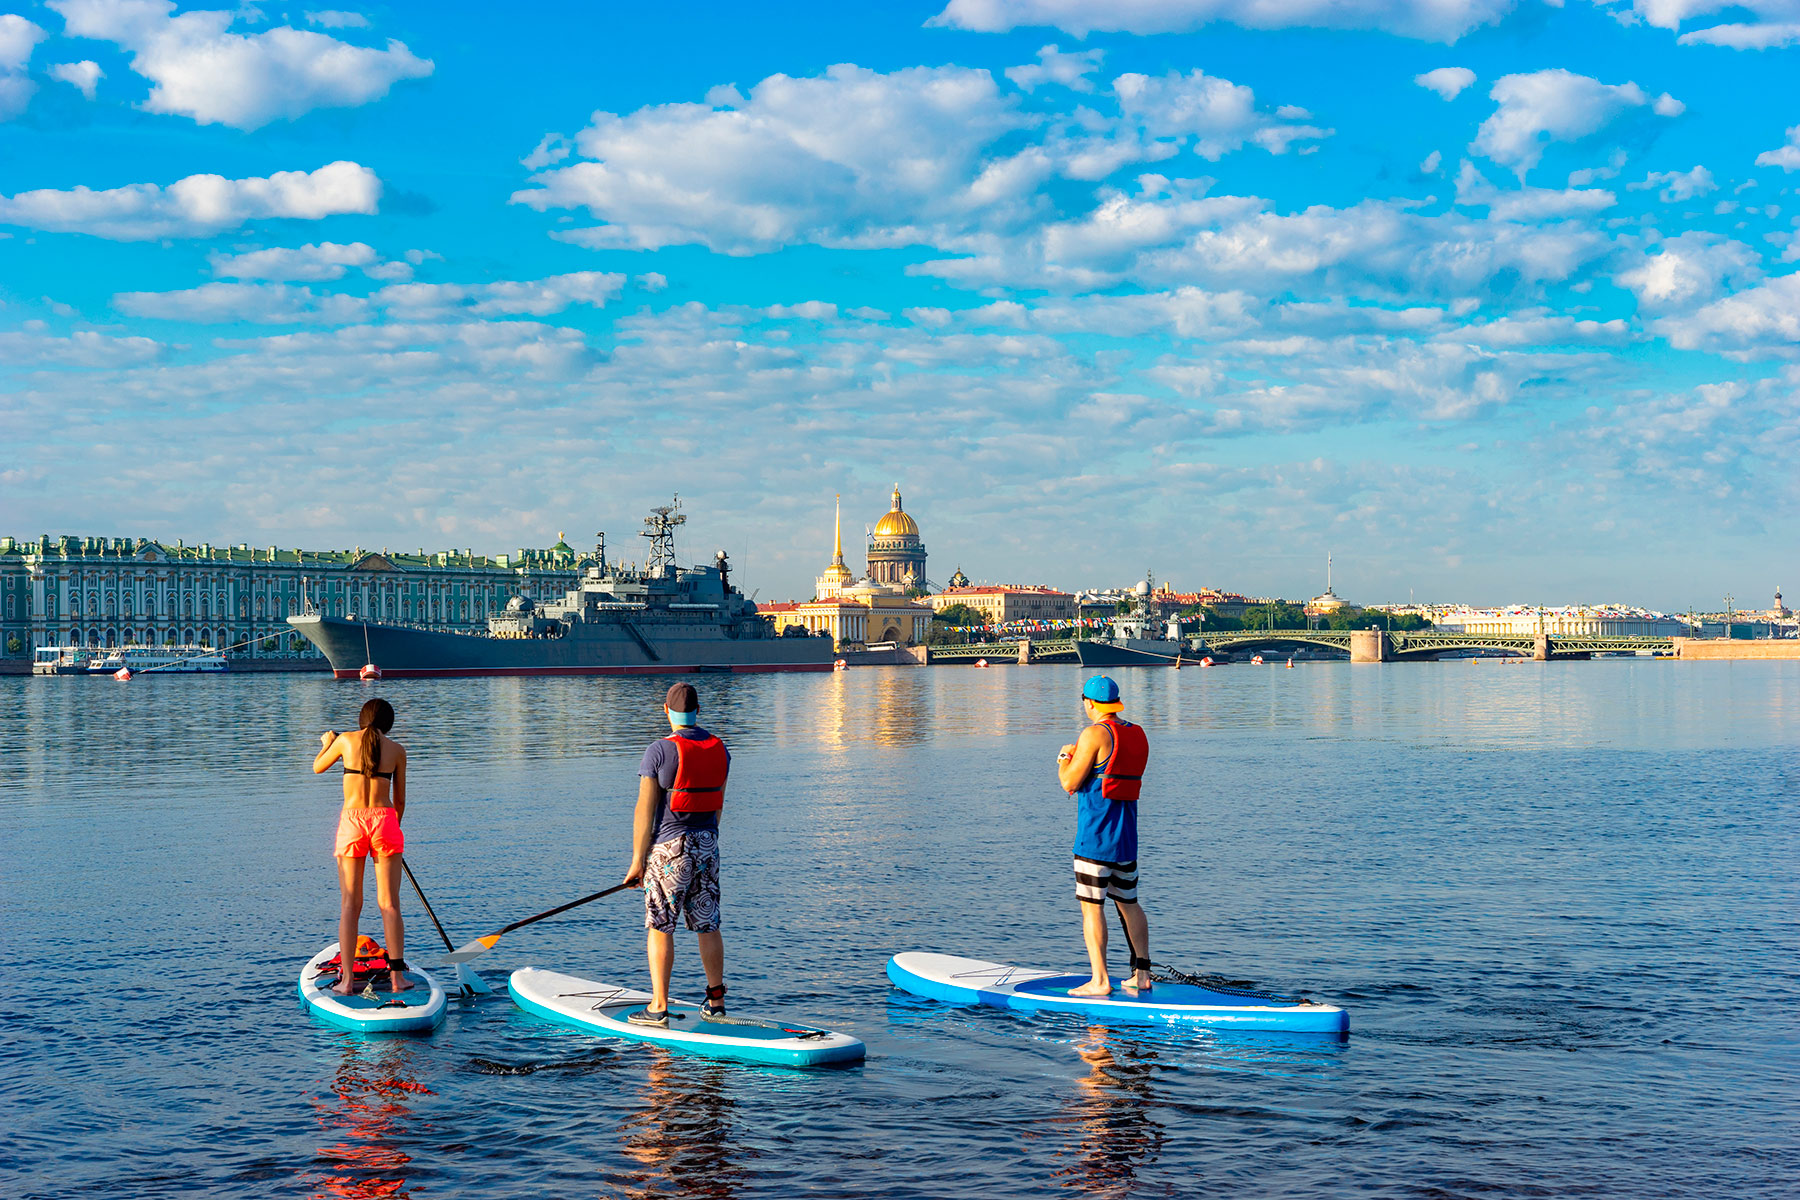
1082;675;1122;710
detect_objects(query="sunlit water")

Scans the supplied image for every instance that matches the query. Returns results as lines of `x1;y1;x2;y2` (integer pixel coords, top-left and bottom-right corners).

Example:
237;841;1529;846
2;662;1796;1198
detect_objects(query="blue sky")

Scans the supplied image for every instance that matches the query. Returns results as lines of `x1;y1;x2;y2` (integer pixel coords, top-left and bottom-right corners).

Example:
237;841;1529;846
1;0;1795;608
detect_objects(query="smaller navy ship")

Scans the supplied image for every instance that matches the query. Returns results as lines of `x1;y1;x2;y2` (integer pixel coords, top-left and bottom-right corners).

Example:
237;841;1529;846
290;498;835;679
1074;579;1206;667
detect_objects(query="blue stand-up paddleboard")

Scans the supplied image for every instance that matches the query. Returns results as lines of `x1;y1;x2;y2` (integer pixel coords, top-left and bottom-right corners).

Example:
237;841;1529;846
888;952;1348;1034
299;942;447;1034
509;968;865;1068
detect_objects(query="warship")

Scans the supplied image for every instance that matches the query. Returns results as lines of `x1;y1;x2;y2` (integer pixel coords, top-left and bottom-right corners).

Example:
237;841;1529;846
1074;579;1207;667
289;499;835;679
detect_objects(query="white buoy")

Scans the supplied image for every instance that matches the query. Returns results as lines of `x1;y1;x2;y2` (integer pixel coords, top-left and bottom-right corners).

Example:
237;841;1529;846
1200;657;1213;668
975;658;989;668
359;663;382;681
833;659;848;671
114;667;132;681
1252;655;1264;665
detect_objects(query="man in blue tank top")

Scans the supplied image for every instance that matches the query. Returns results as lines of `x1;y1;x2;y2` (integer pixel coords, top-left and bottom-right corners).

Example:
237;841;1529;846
1057;675;1152;996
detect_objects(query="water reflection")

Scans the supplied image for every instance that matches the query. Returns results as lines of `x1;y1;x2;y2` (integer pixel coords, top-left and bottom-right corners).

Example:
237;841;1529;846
614;1049;757;1200
309;1038;432;1200
1050;1027;1166;1198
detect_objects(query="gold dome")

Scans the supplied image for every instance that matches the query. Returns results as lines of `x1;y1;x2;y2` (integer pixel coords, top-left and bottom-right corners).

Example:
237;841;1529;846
873;484;919;539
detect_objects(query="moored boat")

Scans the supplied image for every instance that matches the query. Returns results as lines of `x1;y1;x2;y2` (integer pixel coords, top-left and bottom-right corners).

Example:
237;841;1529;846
290;499;836;679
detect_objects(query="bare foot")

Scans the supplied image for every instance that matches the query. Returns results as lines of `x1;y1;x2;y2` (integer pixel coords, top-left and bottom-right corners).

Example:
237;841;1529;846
1120;976;1153;993
331;979;357;996
1069;978;1113;997
386;969;413;993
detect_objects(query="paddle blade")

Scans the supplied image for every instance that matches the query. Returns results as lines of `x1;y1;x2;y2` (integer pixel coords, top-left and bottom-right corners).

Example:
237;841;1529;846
455;962;492;994
443;933;502;964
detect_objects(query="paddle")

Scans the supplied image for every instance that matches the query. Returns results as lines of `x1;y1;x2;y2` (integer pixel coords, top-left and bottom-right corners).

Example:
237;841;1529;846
400;858;491;995
442;882;634;964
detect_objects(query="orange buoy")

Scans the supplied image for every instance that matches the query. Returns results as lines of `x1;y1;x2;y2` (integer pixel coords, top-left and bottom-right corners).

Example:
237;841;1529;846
359;663;382;681
833;659;848;671
114;667;133;681
1200;657;1213;668
1252;654;1264;665
1285;659;1294;668
975;658;989;668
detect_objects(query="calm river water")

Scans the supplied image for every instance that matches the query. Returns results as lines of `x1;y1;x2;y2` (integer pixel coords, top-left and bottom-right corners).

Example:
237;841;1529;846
2;662;1796;1198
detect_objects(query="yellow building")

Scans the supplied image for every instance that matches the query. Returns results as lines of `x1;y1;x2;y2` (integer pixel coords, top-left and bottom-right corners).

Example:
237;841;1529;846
928;585;1075;624
794;497;932;650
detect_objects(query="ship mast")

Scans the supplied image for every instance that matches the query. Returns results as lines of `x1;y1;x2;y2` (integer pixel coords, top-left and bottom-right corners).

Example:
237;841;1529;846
641;495;686;579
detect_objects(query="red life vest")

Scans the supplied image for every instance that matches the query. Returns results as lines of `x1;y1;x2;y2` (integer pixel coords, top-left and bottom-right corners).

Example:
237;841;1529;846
665;733;729;813
1097;716;1148;802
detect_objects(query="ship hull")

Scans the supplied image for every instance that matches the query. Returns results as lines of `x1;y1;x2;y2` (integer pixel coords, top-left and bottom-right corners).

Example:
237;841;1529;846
290;615;836;678
1074;638;1205;667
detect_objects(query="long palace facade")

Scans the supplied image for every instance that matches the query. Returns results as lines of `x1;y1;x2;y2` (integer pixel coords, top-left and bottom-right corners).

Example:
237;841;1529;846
0;533;588;660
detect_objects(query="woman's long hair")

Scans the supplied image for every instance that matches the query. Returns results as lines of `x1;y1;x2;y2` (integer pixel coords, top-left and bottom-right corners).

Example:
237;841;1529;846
357;698;395;802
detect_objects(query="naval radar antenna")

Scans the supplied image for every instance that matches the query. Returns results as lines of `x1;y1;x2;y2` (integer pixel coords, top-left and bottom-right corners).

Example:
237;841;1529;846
642;495;686;579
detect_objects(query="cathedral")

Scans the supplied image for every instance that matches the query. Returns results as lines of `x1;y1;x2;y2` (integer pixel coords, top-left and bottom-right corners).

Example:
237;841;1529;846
865;484;927;591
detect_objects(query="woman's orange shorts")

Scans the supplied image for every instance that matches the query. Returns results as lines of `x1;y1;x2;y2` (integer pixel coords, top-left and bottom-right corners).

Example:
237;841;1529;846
335;807;404;859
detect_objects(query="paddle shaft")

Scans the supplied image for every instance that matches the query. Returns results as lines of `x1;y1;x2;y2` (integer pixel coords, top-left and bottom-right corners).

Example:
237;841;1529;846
401;858;456;954
492;881;633;938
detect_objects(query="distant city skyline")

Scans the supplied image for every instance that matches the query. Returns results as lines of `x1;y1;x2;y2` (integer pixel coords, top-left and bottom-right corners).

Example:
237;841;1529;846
2;3;1793;609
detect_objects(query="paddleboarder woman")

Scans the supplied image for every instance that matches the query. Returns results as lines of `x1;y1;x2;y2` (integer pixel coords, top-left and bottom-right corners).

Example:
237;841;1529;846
622;682;730;1027
313;698;410;995
1057;675;1152;996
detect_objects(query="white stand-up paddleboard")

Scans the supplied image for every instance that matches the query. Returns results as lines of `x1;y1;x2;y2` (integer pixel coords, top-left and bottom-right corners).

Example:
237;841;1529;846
298;942;447;1034
888;952;1348;1034
509;967;865;1068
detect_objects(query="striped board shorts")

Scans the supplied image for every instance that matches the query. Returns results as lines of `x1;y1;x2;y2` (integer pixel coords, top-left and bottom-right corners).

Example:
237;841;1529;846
1073;855;1138;905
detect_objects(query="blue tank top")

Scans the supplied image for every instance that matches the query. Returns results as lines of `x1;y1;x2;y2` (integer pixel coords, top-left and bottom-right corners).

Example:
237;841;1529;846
1072;731;1137;864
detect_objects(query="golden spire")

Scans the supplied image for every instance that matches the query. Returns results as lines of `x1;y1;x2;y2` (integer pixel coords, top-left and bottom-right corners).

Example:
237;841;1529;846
833;494;844;564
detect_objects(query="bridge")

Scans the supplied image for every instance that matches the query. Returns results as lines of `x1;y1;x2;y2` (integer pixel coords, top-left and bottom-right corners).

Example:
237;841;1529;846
921;631;1674;663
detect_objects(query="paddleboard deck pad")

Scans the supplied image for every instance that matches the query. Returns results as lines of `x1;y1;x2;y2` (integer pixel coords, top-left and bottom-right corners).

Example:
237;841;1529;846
299;942;447;1034
888;952;1348;1034
509;967;865;1068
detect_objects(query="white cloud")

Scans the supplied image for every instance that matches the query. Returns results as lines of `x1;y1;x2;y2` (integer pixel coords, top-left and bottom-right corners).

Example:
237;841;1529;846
0;161;381;240
1415;66;1476;99
521;133;572;171
48;0;432;130
1420;149;1443;175
1609;0;1800;48
1756;125;1800;171
49;59;104;98
1112;69;1332;160
0;327;164;366
1651;272;1800;358
1005;43;1103;91
928;0;1517;42
917;185;1613;300
115;280;372;324
371;271;627;318
1677;21;1800;47
305;10;369;28
208;241;382;280
0;14;46;119
1628;165;1716;201
1472;69;1682;176
1614;231;1761;309
1455;161;1616;219
514;64;1034;254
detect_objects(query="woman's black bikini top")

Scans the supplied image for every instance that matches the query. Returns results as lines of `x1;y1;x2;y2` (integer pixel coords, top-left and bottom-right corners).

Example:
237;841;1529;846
342;735;395;781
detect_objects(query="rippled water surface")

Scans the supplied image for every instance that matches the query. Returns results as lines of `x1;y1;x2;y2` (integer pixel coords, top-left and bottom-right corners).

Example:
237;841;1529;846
3;662;1796;1198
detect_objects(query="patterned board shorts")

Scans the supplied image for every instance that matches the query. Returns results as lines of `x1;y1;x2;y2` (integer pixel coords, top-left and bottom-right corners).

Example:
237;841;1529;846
645;830;721;934
1074;855;1139;906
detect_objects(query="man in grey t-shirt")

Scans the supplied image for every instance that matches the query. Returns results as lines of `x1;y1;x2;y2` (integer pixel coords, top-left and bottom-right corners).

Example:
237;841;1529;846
622;682;730;1027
